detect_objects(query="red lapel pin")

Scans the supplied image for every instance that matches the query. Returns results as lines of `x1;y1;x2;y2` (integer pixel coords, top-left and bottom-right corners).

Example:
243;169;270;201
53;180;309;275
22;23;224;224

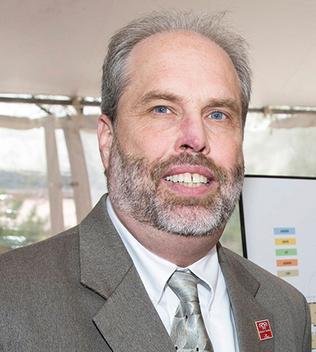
255;319;273;341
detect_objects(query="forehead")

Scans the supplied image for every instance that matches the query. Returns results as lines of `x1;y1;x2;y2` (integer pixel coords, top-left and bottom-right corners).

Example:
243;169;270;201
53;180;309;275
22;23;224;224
126;30;238;79
119;31;241;111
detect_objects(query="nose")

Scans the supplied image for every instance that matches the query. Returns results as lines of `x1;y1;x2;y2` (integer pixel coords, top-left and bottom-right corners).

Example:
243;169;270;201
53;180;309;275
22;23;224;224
175;115;210;154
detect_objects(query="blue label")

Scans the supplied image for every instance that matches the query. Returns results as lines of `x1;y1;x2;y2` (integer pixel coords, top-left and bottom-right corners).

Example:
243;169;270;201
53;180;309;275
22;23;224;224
273;227;296;235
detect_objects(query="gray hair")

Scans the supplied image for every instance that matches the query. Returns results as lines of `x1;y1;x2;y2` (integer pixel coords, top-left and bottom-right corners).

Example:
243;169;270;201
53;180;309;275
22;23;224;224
101;11;251;125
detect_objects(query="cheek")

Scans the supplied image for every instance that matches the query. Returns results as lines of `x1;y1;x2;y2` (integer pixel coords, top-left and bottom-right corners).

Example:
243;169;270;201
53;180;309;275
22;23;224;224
139;134;172;161
117;123;172;161
209;135;243;168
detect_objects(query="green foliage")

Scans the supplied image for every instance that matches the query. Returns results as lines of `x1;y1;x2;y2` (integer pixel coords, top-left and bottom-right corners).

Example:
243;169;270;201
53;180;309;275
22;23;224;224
0;192;48;251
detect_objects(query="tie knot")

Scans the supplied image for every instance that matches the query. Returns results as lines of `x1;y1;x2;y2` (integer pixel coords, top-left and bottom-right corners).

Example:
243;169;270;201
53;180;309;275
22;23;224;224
168;270;199;303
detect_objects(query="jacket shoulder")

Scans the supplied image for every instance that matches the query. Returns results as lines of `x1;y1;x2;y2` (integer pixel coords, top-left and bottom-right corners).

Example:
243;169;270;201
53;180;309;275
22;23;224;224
0;226;79;283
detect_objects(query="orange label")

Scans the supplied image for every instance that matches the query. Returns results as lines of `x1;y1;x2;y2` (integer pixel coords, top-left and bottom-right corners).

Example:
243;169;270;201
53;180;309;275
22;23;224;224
276;259;298;267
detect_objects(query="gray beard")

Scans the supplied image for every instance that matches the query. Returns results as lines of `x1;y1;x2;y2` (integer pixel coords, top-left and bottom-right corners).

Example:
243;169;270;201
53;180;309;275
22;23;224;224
107;138;244;237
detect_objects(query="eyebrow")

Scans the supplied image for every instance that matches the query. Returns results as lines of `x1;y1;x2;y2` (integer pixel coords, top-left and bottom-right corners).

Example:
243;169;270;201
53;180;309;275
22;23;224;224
135;90;241;115
203;98;241;116
136;90;182;107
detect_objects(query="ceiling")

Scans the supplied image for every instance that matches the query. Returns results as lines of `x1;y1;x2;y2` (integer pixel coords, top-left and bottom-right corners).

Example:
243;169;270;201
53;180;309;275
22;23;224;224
1;0;315;108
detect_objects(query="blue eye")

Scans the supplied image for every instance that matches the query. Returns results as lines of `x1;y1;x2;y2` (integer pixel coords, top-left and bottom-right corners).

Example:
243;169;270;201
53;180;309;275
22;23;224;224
153;106;170;114
209;111;226;121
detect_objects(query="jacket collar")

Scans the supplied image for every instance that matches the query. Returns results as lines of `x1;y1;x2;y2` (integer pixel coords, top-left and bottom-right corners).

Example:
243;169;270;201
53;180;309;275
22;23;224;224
79;195;174;352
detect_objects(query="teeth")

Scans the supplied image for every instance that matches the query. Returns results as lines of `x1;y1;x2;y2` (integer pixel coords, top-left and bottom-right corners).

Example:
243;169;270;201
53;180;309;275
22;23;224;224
184;173;191;183
165;173;208;185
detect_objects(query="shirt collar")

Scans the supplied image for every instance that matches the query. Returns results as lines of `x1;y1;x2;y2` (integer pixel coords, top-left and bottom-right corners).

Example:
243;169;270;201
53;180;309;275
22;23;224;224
106;197;219;305
188;246;219;296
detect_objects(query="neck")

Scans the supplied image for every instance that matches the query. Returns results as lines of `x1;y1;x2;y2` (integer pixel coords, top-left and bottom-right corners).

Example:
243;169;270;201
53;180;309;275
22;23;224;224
113;206;223;267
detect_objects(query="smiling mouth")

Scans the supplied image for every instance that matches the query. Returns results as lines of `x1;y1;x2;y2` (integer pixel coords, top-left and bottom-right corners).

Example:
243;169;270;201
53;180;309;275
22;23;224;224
164;172;210;187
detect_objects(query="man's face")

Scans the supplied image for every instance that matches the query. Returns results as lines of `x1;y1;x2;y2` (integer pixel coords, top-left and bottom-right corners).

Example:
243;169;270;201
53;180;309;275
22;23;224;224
99;31;244;237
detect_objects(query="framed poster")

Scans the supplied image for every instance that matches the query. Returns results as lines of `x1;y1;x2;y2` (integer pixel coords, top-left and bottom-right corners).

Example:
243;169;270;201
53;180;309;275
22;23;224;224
240;175;316;349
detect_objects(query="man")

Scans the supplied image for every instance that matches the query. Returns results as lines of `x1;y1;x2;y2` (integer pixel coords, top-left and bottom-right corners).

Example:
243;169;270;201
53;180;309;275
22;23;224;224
0;11;311;352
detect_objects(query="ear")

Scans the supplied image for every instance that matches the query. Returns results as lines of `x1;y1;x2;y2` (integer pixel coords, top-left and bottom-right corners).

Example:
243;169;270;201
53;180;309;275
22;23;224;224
97;114;114;170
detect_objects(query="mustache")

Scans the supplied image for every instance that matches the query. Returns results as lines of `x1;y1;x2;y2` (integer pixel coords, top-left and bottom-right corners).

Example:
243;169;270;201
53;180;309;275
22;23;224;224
150;152;233;185
110;138;244;186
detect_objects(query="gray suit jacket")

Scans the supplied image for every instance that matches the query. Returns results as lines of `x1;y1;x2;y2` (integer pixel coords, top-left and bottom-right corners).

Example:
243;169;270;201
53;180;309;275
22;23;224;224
0;195;311;351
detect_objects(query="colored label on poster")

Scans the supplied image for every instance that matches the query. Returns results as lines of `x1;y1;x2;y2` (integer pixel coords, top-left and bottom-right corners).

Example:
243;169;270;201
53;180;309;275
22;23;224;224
277;270;299;277
275;248;297;256
275;238;296;245
276;259;298;267
273;227;296;235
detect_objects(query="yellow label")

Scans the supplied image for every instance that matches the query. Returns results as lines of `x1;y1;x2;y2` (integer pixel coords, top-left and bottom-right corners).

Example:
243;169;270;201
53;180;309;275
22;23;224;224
275;238;296;245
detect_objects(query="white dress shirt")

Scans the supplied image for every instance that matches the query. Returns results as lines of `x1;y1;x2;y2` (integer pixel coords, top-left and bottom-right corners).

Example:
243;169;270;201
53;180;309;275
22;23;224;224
106;198;239;351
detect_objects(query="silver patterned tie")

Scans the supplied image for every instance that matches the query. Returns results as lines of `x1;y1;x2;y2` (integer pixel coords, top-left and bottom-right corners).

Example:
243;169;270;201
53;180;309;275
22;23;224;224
168;270;214;352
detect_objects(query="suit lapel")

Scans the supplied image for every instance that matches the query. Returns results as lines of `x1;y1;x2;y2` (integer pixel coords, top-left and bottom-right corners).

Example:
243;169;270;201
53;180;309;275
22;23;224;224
79;195;174;352
218;245;274;352
93;265;174;352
